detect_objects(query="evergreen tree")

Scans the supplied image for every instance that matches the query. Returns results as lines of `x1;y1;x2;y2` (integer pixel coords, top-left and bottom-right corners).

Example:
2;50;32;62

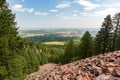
64;40;75;63
95;30;104;54
115;32;120;50
0;0;40;79
95;15;113;54
78;31;94;59
0;0;20;79
112;13;120;50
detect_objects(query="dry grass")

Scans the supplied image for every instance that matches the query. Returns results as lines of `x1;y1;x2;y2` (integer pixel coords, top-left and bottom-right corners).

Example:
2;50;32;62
42;41;65;45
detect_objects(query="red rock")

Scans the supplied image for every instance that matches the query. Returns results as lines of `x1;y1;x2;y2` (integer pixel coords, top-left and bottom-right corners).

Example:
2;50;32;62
76;75;82;80
108;67;114;74
100;60;105;66
92;65;102;74
105;63;116;67
26;51;120;80
114;58;120;64
96;74;114;80
62;75;68;80
112;68;120;77
102;67;110;74
77;70;82;75
81;73;91;80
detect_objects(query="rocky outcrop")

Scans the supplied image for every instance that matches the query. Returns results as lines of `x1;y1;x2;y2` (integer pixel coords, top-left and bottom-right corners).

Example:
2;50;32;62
26;51;120;80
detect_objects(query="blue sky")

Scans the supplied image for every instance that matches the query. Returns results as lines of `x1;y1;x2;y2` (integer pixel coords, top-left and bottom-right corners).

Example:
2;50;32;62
7;0;120;29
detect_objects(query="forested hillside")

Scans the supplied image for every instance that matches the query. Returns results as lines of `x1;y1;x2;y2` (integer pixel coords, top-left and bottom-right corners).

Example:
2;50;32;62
0;0;120;80
0;0;40;79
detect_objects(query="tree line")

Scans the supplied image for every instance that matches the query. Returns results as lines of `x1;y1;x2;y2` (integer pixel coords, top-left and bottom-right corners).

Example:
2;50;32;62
0;0;40;80
0;2;65;78
63;13;120;63
1;0;120;79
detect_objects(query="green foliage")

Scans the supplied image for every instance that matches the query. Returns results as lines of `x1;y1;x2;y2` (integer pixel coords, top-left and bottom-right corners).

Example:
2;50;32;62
26;34;78;43
38;52;49;65
7;55;26;80
112;13;120;50
63;40;76;63
0;66;7;80
24;48;39;73
0;0;40;79
95;13;120;54
115;31;120;50
70;57;79;62
78;31;94;59
95;15;113;54
1;1;120;79
37;44;65;64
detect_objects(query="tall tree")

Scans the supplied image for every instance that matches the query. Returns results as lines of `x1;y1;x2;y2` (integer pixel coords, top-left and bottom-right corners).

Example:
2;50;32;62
64;40;75;63
0;0;35;79
0;0;19;79
112;13;120;50
78;31;94;59
95;15;113;54
115;32;120;50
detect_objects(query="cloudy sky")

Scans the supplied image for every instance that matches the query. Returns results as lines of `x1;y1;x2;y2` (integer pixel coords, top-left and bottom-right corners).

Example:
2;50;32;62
7;0;120;29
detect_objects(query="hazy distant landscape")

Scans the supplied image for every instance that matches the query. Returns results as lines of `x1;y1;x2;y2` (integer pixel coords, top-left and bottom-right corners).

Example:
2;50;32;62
19;28;99;43
1;0;120;80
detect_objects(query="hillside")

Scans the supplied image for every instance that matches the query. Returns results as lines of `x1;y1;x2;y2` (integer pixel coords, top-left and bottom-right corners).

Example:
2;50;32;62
26;51;120;80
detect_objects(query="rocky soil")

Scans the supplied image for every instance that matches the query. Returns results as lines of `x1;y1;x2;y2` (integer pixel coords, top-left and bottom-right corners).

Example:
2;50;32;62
26;51;120;80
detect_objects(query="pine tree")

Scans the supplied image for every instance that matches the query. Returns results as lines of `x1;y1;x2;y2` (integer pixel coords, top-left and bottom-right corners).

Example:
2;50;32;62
95;30;104;54
115;32;120;50
95;15;113;54
0;0;27;79
78;31;94;59
112;13;120;50
64;40;75;63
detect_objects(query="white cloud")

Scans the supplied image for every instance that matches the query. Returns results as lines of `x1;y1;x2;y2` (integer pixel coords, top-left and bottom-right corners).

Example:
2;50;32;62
73;14;78;17
56;13;64;16
56;13;78;19
49;10;59;12
75;0;101;10
102;3;120;7
12;4;34;13
80;8;119;17
60;15;78;20
56;1;71;8
61;16;77;20
95;8;119;16
73;10;79;13
34;11;49;16
80;12;93;16
12;4;24;12
28;9;34;13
